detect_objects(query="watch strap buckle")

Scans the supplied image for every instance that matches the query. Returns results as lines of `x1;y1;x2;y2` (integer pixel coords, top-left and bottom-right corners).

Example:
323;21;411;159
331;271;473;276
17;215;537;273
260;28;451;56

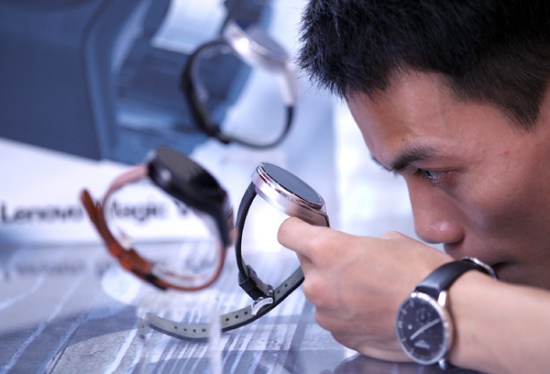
239;264;274;300
251;296;274;316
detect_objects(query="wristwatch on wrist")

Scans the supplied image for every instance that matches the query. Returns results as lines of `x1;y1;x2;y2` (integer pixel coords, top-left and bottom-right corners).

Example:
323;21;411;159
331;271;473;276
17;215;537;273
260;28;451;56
395;257;498;369
146;162;329;339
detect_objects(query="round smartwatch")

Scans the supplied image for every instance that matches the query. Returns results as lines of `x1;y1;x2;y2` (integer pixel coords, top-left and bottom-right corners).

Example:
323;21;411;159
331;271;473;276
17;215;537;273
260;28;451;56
80;147;234;292
146;147;234;248
181;19;300;149
395;257;498;369
146;162;329;339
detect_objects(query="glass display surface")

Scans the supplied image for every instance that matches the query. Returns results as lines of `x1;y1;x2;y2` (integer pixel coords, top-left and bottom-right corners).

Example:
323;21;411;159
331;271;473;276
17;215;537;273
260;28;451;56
0;242;480;374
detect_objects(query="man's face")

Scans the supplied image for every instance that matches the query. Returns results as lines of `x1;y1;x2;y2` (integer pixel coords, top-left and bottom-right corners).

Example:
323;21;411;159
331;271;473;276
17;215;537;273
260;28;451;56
347;71;550;288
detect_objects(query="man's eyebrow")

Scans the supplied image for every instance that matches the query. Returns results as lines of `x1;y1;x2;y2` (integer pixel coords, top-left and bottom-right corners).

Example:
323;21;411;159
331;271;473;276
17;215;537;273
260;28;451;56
370;145;440;172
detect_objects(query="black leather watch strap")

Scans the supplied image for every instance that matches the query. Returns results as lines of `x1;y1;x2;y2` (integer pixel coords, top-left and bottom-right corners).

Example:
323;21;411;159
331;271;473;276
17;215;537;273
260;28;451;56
235;183;258;283
181;39;295;149
415;259;494;299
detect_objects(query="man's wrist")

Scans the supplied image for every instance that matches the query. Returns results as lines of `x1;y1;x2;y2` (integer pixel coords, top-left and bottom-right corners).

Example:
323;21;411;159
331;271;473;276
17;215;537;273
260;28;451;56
447;270;502;372
395;258;498;369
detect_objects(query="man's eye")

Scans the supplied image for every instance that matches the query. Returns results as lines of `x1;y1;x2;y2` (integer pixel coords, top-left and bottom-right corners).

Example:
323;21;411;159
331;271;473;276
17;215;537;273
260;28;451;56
416;169;446;181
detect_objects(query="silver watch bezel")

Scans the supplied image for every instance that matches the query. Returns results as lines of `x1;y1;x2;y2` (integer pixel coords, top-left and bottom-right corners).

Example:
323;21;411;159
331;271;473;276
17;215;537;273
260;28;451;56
222;20;300;105
252;163;329;227
223;20;289;72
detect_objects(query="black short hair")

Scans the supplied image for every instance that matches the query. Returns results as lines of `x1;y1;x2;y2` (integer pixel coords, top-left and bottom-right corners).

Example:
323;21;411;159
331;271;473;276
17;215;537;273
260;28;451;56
298;0;550;128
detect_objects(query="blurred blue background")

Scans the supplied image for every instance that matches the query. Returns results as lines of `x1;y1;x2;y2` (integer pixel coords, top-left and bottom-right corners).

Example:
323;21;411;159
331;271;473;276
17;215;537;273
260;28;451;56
0;0;415;246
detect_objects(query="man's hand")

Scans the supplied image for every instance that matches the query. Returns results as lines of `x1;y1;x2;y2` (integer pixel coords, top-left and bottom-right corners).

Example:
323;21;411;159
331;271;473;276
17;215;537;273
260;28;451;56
277;217;452;361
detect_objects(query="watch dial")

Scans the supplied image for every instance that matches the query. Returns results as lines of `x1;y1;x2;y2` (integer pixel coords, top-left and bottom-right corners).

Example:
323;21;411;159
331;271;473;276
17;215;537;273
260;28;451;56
396;293;450;365
261;163;323;206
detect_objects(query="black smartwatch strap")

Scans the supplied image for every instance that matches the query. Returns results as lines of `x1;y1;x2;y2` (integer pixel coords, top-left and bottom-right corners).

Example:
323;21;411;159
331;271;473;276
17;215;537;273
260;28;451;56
145;180;307;341
180;39;295;149
235;181;305;299
235;182;256;279
415;260;491;299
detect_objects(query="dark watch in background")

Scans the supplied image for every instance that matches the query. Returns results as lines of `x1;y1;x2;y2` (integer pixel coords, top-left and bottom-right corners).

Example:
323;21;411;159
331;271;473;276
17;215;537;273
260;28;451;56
146;162;329;339
181;19;300;149
80;147;234;292
395;257;498;369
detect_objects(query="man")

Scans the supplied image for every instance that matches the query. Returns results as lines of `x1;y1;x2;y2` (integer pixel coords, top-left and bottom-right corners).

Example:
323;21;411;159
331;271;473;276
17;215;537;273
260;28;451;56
277;1;550;373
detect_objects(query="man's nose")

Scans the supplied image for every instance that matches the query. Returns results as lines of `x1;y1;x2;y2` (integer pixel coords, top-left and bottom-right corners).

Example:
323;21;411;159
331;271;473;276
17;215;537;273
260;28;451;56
407;182;464;245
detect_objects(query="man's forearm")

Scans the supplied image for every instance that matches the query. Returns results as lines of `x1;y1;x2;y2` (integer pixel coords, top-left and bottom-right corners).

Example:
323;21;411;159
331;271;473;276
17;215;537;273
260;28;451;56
450;271;550;373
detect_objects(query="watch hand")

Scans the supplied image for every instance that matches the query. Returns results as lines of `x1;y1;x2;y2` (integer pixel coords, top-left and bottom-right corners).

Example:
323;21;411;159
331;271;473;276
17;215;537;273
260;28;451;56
410;318;441;340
